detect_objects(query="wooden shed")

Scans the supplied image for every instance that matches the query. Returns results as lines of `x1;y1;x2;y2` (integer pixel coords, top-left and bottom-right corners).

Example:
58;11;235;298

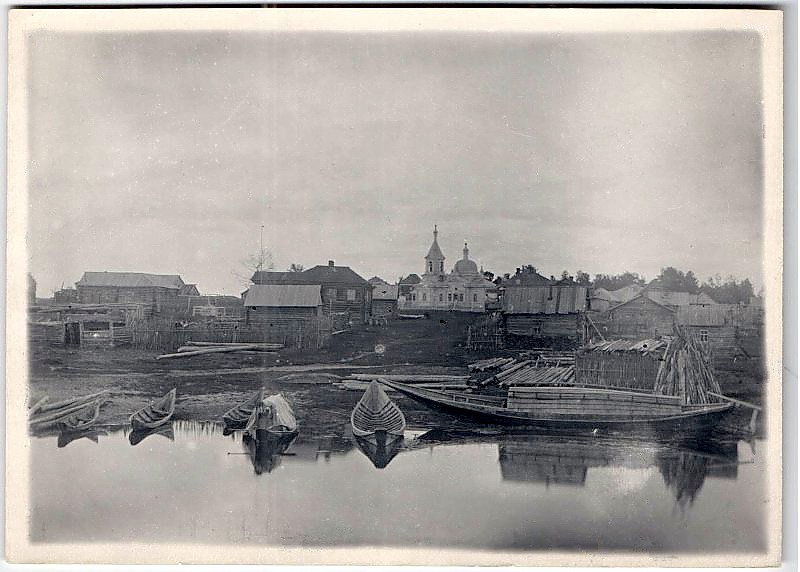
605;294;676;339
575;338;669;392
371;284;399;318
244;284;328;349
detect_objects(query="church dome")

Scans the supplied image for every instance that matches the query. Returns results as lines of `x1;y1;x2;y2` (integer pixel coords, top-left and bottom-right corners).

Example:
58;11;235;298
453;242;479;275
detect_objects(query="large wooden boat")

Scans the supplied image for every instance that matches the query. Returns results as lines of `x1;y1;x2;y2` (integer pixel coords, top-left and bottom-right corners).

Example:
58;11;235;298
378;380;732;440
130;388;176;432
222;389;265;432
351;380;406;439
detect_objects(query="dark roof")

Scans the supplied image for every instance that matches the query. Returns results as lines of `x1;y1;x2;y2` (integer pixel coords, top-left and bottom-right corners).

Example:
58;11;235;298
76;272;185;289
502;270;552;287
400;274;421;285
179;284;200;296
502;285;588;315
251;265;368;286
244;285;322;307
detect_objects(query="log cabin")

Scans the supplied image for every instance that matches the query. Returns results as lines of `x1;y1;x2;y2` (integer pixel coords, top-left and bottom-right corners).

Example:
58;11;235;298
243;284;328;349
75;271;190;316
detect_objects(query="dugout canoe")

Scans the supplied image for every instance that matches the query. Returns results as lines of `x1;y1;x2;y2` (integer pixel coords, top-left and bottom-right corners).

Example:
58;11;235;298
351;380;406;440
222;389;266;432
130;388;176;432
378;380;733;440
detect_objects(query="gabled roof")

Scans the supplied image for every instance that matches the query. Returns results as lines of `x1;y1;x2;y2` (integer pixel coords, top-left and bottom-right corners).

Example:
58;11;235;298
252;265;368;286
76;272;185;289
608;293;676;314
675;305;732;326
244;285;322;308
590;287;612;301
502;286;588;315
606;285;643;303
368;276;388;285
502;270;552;287
179;284;200;296
372;284;399;300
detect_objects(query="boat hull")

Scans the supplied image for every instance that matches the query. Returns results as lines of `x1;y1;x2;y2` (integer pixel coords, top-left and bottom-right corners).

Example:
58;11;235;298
379;380;733;441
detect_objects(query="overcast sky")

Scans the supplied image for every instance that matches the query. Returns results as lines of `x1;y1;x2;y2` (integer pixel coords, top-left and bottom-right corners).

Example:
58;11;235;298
26;30;763;296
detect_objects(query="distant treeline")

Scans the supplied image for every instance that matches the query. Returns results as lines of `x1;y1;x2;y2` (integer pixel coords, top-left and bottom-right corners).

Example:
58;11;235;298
482;266;757;305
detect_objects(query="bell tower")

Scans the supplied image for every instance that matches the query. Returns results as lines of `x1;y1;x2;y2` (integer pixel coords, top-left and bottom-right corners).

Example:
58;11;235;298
424;225;446;276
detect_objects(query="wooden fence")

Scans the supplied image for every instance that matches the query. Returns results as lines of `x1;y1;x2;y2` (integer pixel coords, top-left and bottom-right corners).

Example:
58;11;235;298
466;314;505;352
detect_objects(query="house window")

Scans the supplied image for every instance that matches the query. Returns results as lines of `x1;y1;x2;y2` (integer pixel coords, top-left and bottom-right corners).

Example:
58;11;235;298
439;293;443;302
548;286;553;300
347;289;356;301
326;288;337;299
459;294;464;302
532;322;542;335
448;293;452;302
699;329;709;343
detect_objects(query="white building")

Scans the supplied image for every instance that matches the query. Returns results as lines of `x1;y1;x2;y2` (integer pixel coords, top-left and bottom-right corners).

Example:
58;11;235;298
399;226;495;313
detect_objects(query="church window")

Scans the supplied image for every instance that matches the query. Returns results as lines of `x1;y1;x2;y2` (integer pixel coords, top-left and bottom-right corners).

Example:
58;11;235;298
422;293;427;301
447;293;452;302
439;293;443;302
439;262;444;272
411;293;416;301
428;262;433;273
473;293;478;302
460;294;464;302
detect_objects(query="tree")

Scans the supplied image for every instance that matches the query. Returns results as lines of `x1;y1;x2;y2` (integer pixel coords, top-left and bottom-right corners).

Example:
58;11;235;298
593;272;646;291
701;275;755;304
232;247;275;286
658;267;700;294
482;270;495;282
575;270;592;286
288;263;305;272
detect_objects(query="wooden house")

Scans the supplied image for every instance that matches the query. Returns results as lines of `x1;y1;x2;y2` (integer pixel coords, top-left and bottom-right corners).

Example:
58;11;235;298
675;305;744;366
605;294;676;339
371;283;399;318
398;274;421;297
75;271;189;315
251;260;371;325
243;284;328;349
502;277;589;348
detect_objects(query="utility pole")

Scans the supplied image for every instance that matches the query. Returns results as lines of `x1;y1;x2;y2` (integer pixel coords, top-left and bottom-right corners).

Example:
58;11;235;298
259;224;265;272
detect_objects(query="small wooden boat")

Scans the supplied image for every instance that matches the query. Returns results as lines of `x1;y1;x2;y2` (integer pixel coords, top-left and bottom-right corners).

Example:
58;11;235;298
351;380;406;440
130;388;176;432
55;399;101;432
29;390;109;428
129;423;175;446
35;390;109;415
398;313;425;320
379;380;733;441
255;394;298;436
222;389;265;431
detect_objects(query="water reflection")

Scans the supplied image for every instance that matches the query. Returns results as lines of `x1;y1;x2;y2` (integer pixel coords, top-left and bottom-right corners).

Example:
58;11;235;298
353;434;405;469
29;419;764;551
241;430;298;475
57;428;106;448
129;423;175;446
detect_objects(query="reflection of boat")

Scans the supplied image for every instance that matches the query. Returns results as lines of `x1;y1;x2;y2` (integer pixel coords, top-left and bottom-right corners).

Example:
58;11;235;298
130;388;176;431
129;423;175;446
256;394;298;436
379;380;732;441
353;433;405;469
351;380;406;439
242;429;297;475
57;428;106;448
222;389;265;432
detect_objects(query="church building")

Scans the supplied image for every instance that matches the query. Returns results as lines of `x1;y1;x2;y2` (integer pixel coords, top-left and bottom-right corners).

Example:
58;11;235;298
399;226;495;313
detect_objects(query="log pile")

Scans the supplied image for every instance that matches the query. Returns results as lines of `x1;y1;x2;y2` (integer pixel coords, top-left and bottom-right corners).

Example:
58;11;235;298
653;326;721;404
156;341;283;360
468;357;516;372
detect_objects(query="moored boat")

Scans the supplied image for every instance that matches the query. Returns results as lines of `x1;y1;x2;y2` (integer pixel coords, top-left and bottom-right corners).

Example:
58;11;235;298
222;389;265;431
29;390;109;428
255;393;298;436
130;388;176;432
378;379;732;441
351;380;406;441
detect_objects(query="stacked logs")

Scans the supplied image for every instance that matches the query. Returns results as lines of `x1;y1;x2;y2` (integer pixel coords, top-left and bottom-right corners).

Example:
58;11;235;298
653;326;721;404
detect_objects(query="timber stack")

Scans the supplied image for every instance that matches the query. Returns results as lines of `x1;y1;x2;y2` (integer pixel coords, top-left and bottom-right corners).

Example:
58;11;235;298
654;326;722;404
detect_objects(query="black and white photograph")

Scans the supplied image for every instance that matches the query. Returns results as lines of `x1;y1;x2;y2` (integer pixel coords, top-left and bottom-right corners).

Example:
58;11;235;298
5;8;784;566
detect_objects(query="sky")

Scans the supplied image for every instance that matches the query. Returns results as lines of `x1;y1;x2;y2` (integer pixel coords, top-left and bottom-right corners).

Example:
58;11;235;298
26;30;764;296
